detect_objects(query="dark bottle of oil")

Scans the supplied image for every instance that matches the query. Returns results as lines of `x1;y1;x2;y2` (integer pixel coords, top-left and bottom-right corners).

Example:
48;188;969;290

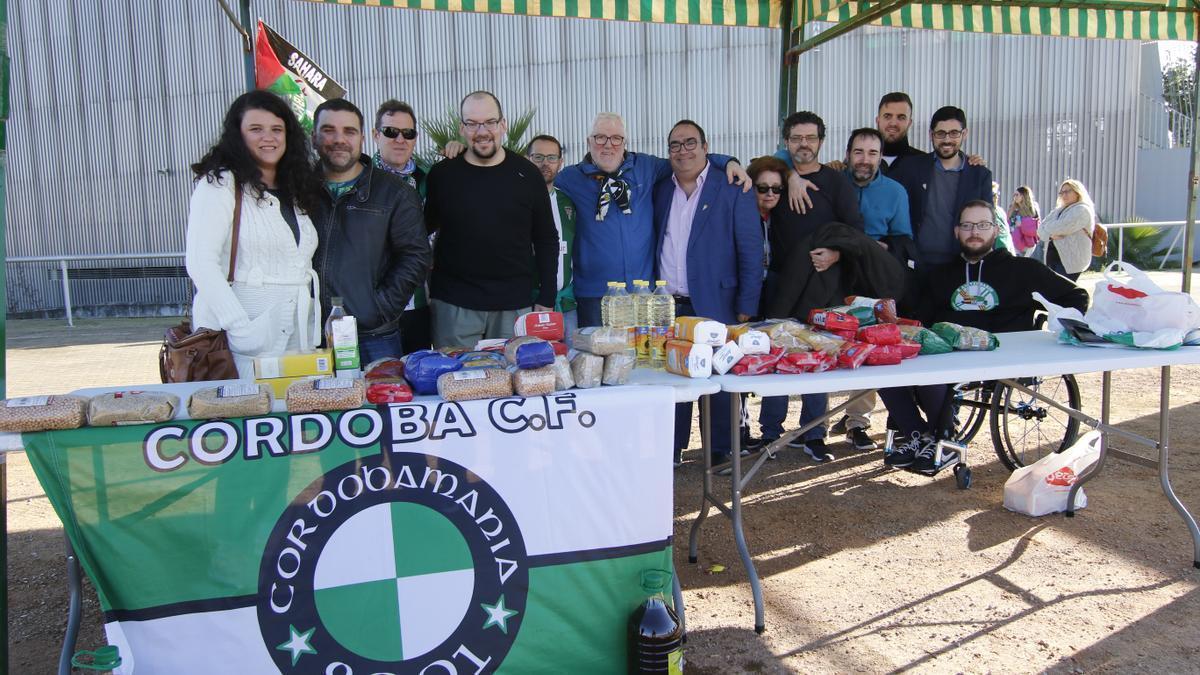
629;569;684;673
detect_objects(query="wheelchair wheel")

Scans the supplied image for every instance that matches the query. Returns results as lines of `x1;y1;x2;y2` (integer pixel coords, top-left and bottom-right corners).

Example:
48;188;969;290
952;381;992;445
989;374;1082;471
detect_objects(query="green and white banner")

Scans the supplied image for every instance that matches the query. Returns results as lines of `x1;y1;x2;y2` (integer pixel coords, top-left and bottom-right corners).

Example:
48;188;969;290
25;385;676;674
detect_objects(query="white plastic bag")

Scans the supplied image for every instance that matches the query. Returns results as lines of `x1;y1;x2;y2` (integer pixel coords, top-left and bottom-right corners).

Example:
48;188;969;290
1003;430;1102;516
1086;262;1200;347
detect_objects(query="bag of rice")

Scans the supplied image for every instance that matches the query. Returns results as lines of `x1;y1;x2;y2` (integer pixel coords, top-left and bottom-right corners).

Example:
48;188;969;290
572;327;629;356
88;391;179;426
513;366;557;397
570;352;604;388
187;384;272;419
550;355;575;390
602;352;636;385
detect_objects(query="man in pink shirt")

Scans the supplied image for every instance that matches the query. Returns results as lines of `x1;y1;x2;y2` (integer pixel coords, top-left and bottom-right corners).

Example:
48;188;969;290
653;120;762;469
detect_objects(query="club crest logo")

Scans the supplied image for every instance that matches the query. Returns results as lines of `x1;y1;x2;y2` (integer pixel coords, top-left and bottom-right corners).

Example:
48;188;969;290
951;281;1000;312
257;452;528;673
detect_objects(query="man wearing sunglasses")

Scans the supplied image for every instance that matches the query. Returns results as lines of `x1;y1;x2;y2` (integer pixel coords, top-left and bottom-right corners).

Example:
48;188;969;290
879;200;1088;473
311;98;431;365
889;106;994;269
372;99;433;354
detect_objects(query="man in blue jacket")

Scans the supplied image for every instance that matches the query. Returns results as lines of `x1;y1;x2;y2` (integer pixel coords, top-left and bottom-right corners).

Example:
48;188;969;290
555;112;750;327
654;120;762;468
888;106;994;269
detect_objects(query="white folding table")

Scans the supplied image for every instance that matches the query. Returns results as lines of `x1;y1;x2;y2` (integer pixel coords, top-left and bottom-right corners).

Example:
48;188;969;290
692;331;1200;634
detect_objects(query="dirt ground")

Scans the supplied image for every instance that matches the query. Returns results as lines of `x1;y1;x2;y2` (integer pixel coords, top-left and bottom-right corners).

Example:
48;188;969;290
4;315;1200;673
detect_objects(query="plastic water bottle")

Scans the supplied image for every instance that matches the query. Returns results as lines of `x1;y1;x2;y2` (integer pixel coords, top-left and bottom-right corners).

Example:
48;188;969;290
600;281;618;328
648;281;675;369
324;297;346;350
611;282;637;357
632;280;652;367
628;569;684;674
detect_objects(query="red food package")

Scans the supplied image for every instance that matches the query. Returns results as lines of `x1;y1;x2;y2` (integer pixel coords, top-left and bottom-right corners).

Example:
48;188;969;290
896;340;921;359
865;344;903;366
730;347;784;376
549;341;569;356
836;342;875;369
830;328;857;342
366;382;414;404
897;317;923;327
844;296;898;324
364;357;406;381
857;323;902;346
513;311;565;341
807;309;859;332
775;351;836;374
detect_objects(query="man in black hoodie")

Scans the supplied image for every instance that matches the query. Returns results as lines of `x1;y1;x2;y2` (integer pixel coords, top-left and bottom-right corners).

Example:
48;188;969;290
880;200;1089;473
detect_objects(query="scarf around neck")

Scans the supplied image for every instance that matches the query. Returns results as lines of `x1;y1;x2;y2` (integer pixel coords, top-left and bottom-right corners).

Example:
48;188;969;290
373;152;418;189
586;153;632;221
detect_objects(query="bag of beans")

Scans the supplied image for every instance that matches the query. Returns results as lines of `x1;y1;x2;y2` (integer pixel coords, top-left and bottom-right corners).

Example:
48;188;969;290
437;369;513;402
0;395;88;432
188;384;272;419
286;378;365;413
88;391;179;426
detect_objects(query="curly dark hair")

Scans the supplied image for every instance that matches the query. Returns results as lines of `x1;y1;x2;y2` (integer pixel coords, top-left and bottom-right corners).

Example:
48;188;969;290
191;90;322;215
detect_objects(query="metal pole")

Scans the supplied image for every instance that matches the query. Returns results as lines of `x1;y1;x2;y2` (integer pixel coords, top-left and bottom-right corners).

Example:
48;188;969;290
775;0;798;130
240;1;255;92
59;260;73;327
1182;28;1199;293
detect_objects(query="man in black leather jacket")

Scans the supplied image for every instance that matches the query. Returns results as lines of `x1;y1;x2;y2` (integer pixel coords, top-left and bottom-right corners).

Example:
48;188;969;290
311;98;431;364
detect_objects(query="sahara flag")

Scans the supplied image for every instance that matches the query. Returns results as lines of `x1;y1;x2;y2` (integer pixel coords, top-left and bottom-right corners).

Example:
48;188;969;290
25;385;676;673
254;19;346;133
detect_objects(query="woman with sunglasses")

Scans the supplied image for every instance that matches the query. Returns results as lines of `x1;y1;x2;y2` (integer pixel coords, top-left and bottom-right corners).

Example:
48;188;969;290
186;90;324;377
1038;178;1097;281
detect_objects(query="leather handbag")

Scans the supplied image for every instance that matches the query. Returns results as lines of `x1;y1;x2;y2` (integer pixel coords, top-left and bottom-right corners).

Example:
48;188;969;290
159;185;244;383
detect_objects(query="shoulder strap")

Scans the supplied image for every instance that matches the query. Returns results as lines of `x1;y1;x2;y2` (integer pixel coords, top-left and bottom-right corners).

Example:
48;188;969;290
228;184;243;283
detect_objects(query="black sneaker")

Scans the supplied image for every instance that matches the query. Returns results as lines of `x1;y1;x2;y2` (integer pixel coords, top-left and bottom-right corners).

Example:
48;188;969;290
913;441;959;475
802;439;834;463
848;427;878;451
884;433;923;468
829;415;850;436
742;431;765;452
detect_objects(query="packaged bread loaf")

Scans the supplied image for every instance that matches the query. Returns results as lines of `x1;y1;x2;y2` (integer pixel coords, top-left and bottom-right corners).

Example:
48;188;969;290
570;351;604;388
673;317;727;346
550;355;575;390
602;352;635;385
88;391;179;426
286;377;365;413
437;369;513;402
187;384;272;419
512;366;556;397
572;327;629;356
665;340;713;378
0;395;88;432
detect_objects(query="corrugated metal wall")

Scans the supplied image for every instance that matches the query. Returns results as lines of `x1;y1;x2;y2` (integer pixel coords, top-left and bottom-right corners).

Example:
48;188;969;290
5;1;1144;314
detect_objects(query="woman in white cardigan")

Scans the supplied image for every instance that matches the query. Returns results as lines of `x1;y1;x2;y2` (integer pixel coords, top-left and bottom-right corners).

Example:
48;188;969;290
1037;178;1096;281
185;91;324;378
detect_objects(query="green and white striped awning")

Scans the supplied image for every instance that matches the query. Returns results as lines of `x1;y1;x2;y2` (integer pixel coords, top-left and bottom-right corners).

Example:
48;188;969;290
801;1;1198;44
296;0;784;27
296;0;1197;38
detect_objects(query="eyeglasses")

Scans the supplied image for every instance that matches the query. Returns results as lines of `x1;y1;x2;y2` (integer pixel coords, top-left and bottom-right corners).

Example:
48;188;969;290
379;126;417;140
462;119;501;132
933;129;964;141
528;153;561;164
755;184;784;195
1058;188;1074;195
591;134;625;147
668;138;700;154
787;134;820;145
957;221;995;232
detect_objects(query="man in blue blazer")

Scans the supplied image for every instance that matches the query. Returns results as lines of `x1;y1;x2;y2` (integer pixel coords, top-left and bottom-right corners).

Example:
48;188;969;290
654;120;763;468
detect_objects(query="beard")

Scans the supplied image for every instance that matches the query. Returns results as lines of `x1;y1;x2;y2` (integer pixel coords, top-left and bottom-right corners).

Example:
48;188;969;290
935;142;959;160
319;145;358;174
960;237;994;259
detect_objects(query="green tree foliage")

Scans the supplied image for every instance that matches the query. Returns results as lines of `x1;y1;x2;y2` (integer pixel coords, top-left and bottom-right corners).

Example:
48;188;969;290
418;107;537;169
1162;51;1195;147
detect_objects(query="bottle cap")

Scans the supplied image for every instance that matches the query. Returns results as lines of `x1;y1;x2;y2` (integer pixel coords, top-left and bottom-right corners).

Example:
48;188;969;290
655;280;667;286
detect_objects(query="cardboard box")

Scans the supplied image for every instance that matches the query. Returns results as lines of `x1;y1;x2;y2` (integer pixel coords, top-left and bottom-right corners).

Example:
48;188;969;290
255;374;322;400
253;350;334;379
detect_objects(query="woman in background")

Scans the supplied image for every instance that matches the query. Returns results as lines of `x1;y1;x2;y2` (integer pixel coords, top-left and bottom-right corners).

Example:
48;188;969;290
186;90;323;378
1008;185;1041;257
1038;179;1096;281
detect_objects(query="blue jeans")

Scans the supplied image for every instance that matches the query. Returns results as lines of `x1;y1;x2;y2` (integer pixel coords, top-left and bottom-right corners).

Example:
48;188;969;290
756;395;789;440
797;393;829;441
358;330;403;365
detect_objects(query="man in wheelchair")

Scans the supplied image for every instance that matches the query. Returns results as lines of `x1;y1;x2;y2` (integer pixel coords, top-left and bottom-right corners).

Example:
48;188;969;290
880;200;1090;474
